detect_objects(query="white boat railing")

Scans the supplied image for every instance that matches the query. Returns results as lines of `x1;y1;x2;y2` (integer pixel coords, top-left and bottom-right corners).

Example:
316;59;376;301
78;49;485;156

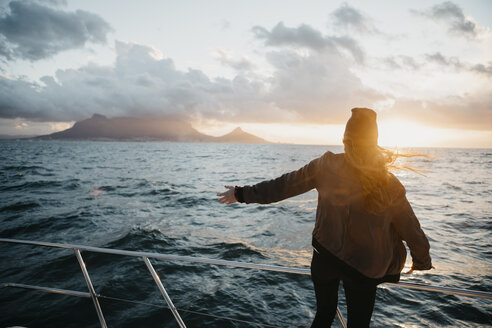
1;238;491;328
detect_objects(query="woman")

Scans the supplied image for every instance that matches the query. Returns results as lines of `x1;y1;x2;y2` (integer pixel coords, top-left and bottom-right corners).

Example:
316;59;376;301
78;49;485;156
217;108;432;327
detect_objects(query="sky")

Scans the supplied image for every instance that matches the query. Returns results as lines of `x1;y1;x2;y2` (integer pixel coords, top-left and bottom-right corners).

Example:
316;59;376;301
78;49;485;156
0;0;491;147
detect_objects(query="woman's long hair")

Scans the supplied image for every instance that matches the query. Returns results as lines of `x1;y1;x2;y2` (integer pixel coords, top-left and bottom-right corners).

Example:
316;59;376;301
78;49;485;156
343;136;424;214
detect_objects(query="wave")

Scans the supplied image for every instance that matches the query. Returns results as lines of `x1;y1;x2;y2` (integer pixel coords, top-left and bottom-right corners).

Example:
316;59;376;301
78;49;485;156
0;178;80;192
103;227;266;262
175;195;211;208
2;165;44;171
141;188;180;196
1;165;55;178
0;212;88;240
1;142;490;328
442;182;463;191
0;200;41;213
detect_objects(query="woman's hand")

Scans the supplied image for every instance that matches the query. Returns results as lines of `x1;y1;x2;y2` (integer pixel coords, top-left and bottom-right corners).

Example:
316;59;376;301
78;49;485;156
217;185;237;205
405;264;435;274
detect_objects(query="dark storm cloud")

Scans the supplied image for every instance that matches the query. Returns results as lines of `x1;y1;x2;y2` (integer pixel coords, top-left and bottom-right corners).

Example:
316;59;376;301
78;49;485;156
0;0;112;61
330;3;380;35
413;1;478;39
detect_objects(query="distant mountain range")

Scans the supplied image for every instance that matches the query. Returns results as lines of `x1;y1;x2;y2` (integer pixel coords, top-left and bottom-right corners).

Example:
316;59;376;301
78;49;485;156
30;114;270;143
0;134;38;140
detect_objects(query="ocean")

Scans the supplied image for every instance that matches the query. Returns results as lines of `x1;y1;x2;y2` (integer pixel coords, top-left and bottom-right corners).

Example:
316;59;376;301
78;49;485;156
0;141;490;327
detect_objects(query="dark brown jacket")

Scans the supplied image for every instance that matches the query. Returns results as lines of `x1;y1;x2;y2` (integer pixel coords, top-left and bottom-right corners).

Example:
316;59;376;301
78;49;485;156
239;151;432;279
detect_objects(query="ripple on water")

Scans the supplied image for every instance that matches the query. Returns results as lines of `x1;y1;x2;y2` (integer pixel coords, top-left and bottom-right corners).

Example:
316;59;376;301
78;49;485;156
0;142;490;327
0;200;41;213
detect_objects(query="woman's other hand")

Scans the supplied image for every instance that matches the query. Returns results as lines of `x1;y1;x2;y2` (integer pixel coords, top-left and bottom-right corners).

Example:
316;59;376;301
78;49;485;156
405;264;435;274
217;185;237;204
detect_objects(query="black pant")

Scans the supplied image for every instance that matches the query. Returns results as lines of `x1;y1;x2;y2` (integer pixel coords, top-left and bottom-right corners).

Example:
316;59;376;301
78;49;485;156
310;250;377;328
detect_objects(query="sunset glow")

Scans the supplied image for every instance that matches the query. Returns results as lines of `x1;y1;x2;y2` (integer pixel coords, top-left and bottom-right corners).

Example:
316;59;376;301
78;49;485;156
196;120;492;148
0;1;490;147
0;2;490;326
378;120;454;148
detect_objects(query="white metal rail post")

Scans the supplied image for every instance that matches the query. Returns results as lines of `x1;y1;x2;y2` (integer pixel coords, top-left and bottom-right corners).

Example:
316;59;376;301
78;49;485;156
74;248;107;328
143;256;187;328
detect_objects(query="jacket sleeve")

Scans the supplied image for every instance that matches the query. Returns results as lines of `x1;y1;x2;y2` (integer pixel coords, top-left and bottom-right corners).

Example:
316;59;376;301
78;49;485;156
391;187;432;270
240;155;324;204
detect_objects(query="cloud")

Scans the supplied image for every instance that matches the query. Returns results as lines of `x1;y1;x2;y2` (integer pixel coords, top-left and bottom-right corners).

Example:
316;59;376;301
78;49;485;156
379;56;422;71
0;36;382;125
252;22;365;64
379;52;491;80
425;52;463;69
413;1;480;39
470;62;492;78
388;94;492;130
214;49;255;71
330;3;380;35
218;19;230;31
15;121;27;129
252;22;327;50
395;56;422;70
424;52;492;78
0;19;490;132
0;0;112;61
38;0;67;6
0;41;280;123
261;49;382;123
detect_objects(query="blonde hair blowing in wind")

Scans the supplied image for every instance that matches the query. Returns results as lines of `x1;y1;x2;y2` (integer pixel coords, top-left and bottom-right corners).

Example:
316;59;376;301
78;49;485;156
343;108;423;214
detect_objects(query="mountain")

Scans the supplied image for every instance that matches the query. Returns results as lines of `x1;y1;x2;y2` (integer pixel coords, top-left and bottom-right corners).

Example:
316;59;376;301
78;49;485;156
214;127;268;144
39;114;210;142
0;134;37;140
37;114;270;144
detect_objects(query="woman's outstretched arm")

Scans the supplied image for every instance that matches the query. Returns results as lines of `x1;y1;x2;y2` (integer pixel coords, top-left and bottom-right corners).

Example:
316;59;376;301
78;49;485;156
217;153;329;205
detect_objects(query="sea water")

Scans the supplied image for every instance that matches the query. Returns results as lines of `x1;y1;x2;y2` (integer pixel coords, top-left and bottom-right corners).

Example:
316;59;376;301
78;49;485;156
0;141;490;327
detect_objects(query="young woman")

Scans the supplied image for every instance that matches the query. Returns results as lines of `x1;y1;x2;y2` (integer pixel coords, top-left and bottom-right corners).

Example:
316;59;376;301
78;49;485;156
217;108;432;327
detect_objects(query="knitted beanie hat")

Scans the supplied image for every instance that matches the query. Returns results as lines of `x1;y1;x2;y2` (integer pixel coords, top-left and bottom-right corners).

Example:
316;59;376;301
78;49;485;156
343;107;378;145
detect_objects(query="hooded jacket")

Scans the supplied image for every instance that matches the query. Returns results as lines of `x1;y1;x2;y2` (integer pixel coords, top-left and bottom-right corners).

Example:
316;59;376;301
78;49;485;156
237;151;432;280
